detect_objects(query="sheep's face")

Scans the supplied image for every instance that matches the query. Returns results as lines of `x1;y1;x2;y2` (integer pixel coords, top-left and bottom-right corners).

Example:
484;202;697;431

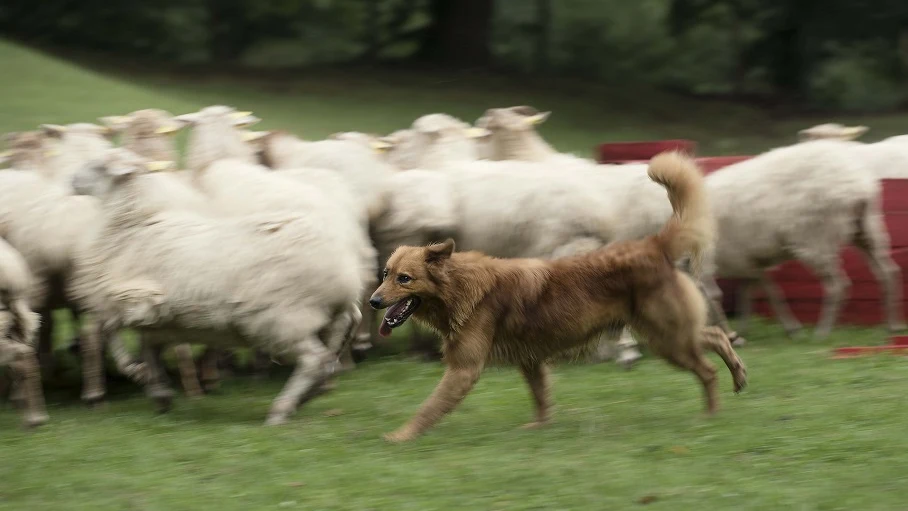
100;109;185;138
1;131;53;168
71;149;174;198
476;106;550;133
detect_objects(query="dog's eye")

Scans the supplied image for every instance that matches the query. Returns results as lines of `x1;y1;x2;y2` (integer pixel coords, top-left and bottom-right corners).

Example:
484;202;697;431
397;274;412;284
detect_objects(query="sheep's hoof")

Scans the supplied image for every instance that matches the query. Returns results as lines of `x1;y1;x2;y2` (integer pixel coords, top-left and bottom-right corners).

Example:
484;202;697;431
153;396;173;414
82;392;106;409
616;350;642;370
264;414;289;426
23;413;49;429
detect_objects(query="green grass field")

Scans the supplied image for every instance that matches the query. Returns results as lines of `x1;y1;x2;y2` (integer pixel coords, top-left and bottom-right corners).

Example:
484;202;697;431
3;39;908;510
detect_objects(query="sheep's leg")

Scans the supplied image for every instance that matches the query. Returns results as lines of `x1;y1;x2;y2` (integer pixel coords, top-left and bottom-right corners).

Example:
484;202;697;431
306;303;362;401
141;340;174;414
65;307;83;355
734;279;753;336
807;261;850;339
36;308;55;376
265;337;335;426
198;348;221;392
172;343;204;399
78;317;106;405
614;328;642;368
759;274;803;337
853;218;906;332
700;275;746;346
2;341;49;428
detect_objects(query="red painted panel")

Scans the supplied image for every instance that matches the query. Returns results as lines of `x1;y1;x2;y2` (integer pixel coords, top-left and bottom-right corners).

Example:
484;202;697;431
696;156;753;174
596;140;697;164
881;179;908;213
751;299;902;325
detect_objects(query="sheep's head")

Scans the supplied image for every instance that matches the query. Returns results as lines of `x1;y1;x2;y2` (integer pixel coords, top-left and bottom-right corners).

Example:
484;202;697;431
72;148;175;198
99;109;186;138
376;113;489;169
329;131;389;151
41;122;115;141
798;123;869;142
176;105;262;170
476;105;551;132
1;130;59;169
175;105;261;129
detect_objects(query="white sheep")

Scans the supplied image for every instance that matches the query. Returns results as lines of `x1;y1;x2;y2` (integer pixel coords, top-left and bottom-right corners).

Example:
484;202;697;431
99;109;184;162
797;123;908;179
253;130;394;225
0;237;48;428
378;113;489;170
97;109;231;395
0;130;108;402
69;148;364;424
708;139;902;338
176;106;378;368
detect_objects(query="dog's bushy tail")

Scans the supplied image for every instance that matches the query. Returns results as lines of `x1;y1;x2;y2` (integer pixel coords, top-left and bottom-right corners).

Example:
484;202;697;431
647;151;716;276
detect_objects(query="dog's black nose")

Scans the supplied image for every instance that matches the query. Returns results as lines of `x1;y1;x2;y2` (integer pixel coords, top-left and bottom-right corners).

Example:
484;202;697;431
369;296;383;309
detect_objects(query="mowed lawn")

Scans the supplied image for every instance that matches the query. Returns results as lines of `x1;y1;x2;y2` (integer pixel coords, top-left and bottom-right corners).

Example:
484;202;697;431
2;39;908;510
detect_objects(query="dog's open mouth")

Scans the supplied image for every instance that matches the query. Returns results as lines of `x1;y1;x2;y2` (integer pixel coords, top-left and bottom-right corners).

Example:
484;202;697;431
379;296;421;337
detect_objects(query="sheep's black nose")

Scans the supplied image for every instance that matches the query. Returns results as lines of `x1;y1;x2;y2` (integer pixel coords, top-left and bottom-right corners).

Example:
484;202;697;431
369;296;383;309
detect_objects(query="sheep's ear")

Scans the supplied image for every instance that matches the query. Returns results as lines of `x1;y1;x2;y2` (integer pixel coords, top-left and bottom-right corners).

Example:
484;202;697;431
425;238;455;263
155;121;186;135
371;139;394;153
40;124;67;138
229;111;260;128
523;111;551;126
843;125;869;139
241;130;270;143
144;160;176;172
174;112;203;126
107;165;138;180
98;115;132;132
465;127;491;138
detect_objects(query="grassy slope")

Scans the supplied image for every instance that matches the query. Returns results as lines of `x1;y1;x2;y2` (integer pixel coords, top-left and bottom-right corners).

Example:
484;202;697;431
2;40;908;510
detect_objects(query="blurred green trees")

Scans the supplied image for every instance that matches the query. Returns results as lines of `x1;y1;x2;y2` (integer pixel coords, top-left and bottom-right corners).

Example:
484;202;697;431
1;0;906;110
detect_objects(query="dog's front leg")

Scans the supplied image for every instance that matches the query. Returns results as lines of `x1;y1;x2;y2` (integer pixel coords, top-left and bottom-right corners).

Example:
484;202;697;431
384;365;483;443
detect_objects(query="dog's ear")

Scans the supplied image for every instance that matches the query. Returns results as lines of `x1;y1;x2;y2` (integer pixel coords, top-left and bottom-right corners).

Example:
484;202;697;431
425;238;455;263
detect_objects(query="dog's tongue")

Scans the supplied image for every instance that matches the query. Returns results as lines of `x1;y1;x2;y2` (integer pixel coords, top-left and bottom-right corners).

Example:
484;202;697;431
379;319;393;337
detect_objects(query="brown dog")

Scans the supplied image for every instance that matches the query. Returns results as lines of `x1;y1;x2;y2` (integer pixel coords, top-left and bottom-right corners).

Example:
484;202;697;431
370;152;747;443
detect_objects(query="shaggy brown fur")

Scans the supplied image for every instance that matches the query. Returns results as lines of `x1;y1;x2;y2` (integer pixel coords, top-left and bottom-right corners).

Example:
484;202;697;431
370;152;747;443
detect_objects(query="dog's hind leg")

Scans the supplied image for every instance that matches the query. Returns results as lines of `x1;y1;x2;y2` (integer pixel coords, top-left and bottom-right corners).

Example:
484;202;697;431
518;362;552;429
700;326;747;394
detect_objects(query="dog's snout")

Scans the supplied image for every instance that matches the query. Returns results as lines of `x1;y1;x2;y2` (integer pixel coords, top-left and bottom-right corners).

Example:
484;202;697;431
369;295;383;309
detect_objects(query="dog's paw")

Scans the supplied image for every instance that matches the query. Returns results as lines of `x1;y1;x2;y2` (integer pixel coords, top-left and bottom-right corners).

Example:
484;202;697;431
519;420;549;430
733;365;748;394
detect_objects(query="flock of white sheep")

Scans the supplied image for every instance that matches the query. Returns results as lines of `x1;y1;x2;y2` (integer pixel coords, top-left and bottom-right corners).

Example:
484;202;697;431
0;105;905;429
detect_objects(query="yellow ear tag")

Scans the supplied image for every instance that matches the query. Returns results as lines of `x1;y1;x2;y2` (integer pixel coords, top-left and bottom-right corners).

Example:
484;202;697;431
155;125;180;135
145;161;175;172
370;141;393;153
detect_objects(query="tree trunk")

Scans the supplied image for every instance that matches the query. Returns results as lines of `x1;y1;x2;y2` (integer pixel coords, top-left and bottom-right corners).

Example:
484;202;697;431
417;0;493;66
206;0;253;62
534;0;551;72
